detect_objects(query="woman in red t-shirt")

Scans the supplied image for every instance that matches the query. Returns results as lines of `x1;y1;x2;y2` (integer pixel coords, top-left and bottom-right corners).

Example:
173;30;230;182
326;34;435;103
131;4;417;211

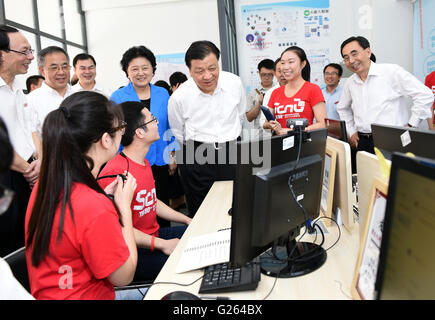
25;92;138;300
265;46;326;135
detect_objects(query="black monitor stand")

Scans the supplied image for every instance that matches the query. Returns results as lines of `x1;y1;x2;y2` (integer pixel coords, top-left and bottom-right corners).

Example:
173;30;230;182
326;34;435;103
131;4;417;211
259;232;327;278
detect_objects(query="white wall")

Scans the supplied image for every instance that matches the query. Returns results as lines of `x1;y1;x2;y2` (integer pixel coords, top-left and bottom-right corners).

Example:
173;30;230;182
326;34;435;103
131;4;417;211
82;0;221;93
234;0;414;89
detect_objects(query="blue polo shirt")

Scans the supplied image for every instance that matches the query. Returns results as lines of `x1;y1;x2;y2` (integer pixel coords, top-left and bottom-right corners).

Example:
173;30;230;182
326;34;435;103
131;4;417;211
322;86;342;120
111;82;177;166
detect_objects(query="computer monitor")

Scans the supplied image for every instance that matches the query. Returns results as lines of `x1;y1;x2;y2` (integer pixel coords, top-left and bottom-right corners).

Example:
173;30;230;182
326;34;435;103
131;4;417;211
375;153;435;299
325;118;347;142
229;128;328;278
371;123;435;160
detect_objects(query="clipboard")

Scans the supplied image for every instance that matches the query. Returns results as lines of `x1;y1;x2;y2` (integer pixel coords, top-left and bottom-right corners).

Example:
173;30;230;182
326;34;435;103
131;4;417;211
260;106;275;121
351;177;388;300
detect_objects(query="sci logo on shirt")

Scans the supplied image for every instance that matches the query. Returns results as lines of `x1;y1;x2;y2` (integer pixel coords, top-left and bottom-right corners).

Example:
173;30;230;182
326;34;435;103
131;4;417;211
133;188;157;217
274;98;305;114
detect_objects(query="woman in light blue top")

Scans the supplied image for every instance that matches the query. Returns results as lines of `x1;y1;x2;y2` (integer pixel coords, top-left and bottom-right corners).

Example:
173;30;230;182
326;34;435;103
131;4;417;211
111;46;177;226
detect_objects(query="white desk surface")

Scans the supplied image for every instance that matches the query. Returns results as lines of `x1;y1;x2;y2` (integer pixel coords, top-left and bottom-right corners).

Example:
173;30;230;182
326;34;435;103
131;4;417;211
145;181;360;300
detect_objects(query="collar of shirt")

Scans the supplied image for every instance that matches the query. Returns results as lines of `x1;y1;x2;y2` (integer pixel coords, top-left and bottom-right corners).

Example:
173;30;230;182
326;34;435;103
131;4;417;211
0;76;21;94
40;81;73;97
352;61;380;84
190;73;226;97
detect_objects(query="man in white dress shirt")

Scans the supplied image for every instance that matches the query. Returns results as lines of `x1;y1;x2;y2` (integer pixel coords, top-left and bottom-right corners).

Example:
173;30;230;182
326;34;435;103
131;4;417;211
72;53;111;98
27;46;74;134
0;25;41;257
337;36;433;155
168;40;246;217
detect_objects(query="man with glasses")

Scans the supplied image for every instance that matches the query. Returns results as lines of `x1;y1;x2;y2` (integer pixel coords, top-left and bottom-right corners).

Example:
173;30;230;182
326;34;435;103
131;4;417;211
72;53;111;98
244;58;274;141
27;46;74;134
0;25;41;257
98;101;191;282
337;36;433;155
322;63;343;120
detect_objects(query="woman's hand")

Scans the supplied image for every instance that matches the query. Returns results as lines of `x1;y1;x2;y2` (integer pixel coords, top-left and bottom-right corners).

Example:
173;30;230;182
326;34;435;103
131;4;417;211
113;172;137;214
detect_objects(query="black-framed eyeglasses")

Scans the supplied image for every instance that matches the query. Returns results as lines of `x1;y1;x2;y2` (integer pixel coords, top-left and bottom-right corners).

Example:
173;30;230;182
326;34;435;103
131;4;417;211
0;184;15;215
8;48;35;56
109;120;127;135
136;115;157;130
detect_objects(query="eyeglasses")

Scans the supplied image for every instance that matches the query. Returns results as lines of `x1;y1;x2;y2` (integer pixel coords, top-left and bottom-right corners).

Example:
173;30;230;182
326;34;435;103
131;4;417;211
259;72;274;78
342;50;360;63
110;120;127;135
8;48;35;56
136;115;157;130
47;63;71;72
0;184;15;215
324;72;339;76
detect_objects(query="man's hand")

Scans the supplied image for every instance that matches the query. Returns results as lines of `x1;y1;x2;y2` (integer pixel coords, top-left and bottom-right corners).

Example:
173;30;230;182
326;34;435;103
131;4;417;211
349;132;359;149
23;159;41;188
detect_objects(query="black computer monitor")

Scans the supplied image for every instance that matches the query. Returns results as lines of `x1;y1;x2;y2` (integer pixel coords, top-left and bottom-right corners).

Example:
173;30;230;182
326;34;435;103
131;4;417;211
229;128;328;278
325;118;347;142
371;124;435;160
375;153;435;299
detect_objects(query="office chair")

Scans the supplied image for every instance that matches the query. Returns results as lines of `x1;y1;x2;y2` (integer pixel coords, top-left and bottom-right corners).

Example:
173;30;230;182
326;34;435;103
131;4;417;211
4;246;31;292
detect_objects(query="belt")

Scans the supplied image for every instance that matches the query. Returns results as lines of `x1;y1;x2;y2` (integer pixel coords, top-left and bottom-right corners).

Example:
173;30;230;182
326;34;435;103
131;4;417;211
358;132;373;139
189;138;240;151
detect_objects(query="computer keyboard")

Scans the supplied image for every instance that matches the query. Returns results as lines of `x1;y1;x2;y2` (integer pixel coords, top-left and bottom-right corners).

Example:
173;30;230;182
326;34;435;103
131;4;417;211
199;257;261;294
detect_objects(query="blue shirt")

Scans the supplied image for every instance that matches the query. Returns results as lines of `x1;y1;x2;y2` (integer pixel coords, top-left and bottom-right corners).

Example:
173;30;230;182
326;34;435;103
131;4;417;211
110;82;177;166
322;86;342;120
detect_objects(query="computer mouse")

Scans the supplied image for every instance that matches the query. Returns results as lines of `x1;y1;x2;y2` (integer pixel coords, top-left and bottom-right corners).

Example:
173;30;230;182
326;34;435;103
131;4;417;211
161;291;201;300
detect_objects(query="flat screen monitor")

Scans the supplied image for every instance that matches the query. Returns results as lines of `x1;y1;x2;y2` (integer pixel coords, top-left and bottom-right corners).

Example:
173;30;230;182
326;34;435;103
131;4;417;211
229;128;328;278
371;124;435;160
375;153;435;299
325;118;347;142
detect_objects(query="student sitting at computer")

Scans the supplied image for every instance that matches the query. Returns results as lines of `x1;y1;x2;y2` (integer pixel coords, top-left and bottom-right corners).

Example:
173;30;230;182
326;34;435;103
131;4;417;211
98;101;191;282
25;92;138;300
264;46;326;135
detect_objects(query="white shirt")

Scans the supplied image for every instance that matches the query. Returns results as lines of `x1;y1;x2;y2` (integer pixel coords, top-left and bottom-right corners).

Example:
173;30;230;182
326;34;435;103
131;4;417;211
337;62;434;137
0;77;36;160
72;81;112;98
168;71;246;143
263;83;281;108
0;258;34;300
244;86;270;141
27;82;74;134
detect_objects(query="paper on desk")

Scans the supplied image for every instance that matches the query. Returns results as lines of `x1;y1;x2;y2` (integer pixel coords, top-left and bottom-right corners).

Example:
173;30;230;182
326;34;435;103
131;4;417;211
175;229;231;274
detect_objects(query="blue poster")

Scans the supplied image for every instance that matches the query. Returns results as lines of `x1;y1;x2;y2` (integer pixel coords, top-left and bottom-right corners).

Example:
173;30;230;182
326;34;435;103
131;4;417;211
413;0;435;82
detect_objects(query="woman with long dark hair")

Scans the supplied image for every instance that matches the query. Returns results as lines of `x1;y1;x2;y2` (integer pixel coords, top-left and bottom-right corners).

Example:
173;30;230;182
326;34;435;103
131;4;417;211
264;46;326;134
25;91;138;300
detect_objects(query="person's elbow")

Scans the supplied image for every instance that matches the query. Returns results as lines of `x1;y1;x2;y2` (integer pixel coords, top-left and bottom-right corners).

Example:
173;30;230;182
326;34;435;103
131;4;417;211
107;258;136;287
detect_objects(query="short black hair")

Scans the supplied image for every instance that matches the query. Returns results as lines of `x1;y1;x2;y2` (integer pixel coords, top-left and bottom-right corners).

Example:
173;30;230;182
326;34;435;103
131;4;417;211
154;80;171;95
323;63;343;77
26;75;45;93
120;101;146;147
340;36;376;62
38;46;69;67
120;46;156;78
258;58;275;72
169;71;188;87
185;41;220;69
0;25;19;65
73;53;96;68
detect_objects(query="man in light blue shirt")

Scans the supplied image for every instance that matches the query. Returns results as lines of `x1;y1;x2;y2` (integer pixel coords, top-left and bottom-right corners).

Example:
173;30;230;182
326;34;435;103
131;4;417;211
322;63;343;120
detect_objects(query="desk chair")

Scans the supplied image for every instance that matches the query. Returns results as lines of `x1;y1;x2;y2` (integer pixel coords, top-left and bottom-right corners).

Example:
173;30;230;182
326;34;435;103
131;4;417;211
4;246;30;292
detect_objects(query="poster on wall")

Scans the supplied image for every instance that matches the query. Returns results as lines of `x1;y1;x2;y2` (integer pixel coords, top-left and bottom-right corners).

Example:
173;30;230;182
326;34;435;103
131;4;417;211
239;0;330;94
153;53;190;85
413;0;435;83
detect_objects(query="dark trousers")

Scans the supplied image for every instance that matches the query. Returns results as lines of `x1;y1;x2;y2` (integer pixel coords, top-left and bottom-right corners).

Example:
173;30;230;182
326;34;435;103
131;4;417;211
351;132;375;174
134;225;187;282
0;170;31;257
151;164;170;228
177;140;237;218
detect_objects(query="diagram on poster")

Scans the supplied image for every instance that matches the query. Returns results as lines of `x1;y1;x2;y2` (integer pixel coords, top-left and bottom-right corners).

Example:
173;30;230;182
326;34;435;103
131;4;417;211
239;0;331;93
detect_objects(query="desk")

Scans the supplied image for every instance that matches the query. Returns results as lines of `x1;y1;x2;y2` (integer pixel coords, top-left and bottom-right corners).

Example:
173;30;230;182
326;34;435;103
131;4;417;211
145;181;360;300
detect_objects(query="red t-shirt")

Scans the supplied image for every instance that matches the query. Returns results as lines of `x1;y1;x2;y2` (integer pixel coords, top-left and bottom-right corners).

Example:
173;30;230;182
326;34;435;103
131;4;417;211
267;81;325;128
98;153;159;236
424;71;435;125
25;182;129;300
